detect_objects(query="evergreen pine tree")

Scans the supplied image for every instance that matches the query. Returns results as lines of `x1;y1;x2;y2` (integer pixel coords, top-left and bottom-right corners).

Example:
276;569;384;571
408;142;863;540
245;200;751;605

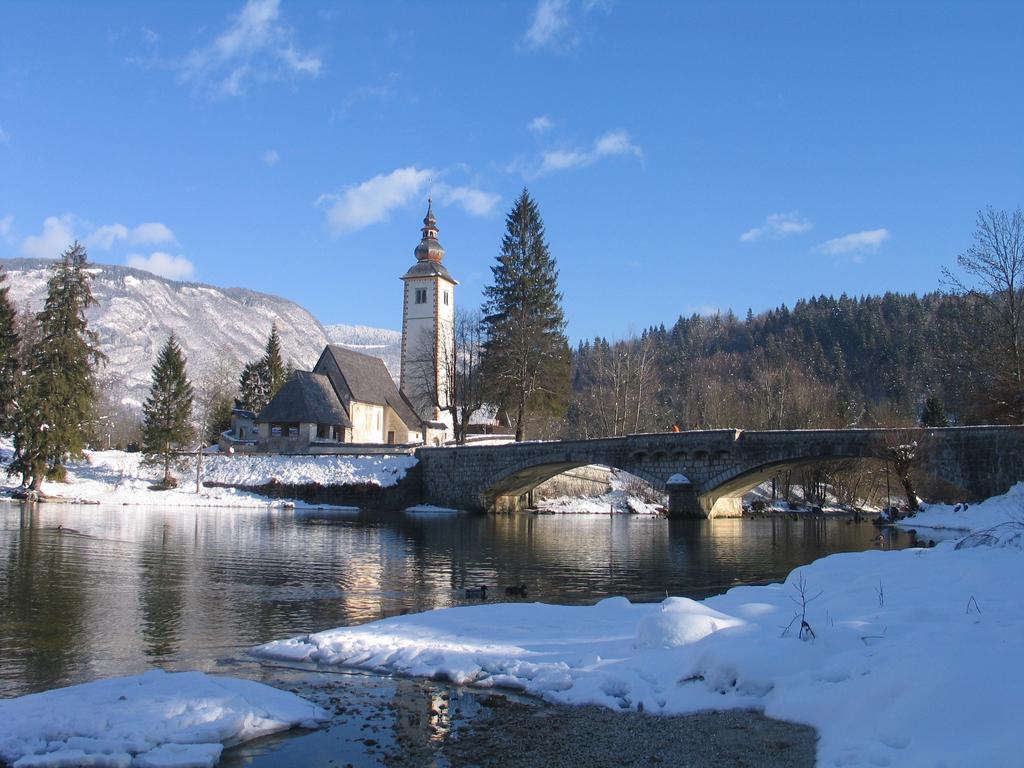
481;189;570;440
238;359;270;414
0;267;20;431
142;334;195;488
264;323;286;398
920;395;949;428
11;242;104;490
237;326;287;415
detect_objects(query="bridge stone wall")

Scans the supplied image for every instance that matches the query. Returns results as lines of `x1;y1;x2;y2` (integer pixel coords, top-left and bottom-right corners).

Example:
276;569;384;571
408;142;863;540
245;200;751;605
415;427;1024;517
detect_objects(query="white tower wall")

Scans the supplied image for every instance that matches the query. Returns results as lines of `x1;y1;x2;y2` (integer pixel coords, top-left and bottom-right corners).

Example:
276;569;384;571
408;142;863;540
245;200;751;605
399;201;457;430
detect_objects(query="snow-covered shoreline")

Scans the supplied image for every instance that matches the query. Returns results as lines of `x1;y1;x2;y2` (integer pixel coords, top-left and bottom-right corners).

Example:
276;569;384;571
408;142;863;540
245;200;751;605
0;670;328;768
254;485;1024;767
0;444;417;510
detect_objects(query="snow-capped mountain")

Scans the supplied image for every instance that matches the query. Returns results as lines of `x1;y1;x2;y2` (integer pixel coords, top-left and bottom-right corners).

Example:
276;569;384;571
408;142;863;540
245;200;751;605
324;323;402;381
1;258;333;408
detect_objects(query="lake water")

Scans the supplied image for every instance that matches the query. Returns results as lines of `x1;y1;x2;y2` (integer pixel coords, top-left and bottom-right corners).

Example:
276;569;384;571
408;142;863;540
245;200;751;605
0;503;915;700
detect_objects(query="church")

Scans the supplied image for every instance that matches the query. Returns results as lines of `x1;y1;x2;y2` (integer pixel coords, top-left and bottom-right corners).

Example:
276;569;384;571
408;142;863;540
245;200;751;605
228;201;456;452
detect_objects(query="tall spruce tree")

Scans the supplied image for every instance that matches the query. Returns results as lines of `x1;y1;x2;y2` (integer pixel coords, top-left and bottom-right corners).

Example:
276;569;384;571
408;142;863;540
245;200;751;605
237;325;288;415
264;323;287;398
238;359;270;414
142;335;195;488
0;267;20;431
482;189;570;440
11;242;104;489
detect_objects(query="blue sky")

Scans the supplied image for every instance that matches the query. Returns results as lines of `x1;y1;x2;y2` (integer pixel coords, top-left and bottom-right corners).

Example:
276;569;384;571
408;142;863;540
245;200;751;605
1;1;1021;342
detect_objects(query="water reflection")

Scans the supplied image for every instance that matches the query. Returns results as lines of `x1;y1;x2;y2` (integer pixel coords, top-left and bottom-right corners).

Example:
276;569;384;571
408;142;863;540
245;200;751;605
0;504;914;698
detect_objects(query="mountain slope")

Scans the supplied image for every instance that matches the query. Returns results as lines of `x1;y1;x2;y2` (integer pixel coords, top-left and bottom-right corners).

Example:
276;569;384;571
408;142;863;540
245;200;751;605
1;258;331;408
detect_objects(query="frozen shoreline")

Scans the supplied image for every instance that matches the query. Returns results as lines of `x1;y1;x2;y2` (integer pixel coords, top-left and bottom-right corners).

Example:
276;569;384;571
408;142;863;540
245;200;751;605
0;443;416;510
254;484;1024;767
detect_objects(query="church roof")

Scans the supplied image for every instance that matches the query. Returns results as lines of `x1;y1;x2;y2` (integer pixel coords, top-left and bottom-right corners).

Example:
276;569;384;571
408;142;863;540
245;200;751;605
401;259;457;282
323;345;424;430
256;371;351;427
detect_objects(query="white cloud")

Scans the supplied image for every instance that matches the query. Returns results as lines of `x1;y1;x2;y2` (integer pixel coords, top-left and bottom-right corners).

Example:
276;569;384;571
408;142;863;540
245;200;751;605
528;115;554;135
262;149;280;167
20;215;77;259
130;222;176;245
86;221;176;250
522;0;612;51
433;184;501;216
87;223;130;250
740;211;813;243
18;216;177;259
0;215;12;236
318;167;434;236
142;27;159;46
179;0;321;97
525;0;573;49
0;126;8;144
530;129;642;177
126;251;195;280
819;228;890;256
594;129;642;158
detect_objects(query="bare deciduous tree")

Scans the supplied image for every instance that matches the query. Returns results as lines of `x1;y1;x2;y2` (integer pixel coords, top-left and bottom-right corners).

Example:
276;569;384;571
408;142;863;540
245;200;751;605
942;207;1024;422
407;308;487;444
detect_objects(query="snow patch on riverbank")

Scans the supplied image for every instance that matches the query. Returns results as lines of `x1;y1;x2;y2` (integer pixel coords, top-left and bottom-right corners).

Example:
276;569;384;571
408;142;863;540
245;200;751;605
0;670;328;768
0;441;416;508
897;480;1024;533
203;452;416;489
536;470;664;515
254;489;1024;767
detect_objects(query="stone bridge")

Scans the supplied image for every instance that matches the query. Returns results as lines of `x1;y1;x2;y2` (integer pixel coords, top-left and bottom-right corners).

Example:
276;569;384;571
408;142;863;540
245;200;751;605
415;427;1024;517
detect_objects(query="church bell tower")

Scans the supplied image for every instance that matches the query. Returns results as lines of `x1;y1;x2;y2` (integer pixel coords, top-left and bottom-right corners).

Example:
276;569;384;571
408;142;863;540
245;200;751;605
400;199;457;426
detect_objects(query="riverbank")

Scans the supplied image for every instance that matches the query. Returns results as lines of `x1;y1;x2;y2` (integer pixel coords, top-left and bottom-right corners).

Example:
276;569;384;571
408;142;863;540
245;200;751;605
255;484;1024;767
0;443;416;509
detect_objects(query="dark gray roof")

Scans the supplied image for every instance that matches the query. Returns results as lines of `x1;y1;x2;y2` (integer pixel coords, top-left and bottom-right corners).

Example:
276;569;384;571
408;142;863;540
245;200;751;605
325;345;424;430
402;260;456;283
256;371;352;427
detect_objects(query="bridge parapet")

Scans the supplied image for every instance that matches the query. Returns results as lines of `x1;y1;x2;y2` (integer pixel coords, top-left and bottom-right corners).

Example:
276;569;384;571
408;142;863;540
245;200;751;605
415;426;1024;516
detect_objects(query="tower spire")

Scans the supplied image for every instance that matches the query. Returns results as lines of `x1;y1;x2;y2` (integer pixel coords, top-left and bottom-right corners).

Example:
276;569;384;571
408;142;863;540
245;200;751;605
415;198;444;262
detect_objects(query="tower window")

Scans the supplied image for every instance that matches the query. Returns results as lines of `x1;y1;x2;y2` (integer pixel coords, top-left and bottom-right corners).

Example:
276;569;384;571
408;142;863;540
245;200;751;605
443;290;449;306
415;288;427;304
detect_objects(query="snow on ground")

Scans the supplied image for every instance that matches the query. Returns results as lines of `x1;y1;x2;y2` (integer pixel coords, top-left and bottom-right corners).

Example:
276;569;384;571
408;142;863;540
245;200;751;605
202;453;416;488
897;481;1024;533
0;441;416;509
536;470;664;515
0;669;328;768
255;487;1024;767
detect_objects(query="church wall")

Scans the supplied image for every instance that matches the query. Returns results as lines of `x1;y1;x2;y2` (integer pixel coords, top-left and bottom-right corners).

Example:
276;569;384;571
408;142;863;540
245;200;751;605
350;401;385;443
384;407;416;444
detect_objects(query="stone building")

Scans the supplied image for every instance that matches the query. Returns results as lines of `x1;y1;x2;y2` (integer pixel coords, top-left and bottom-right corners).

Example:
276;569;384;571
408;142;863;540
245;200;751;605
251;345;442;451
222;201;455;452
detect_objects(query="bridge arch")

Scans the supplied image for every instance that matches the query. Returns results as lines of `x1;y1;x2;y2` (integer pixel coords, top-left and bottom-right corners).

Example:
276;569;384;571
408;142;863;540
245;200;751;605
414;427;1024;516
480;457;666;513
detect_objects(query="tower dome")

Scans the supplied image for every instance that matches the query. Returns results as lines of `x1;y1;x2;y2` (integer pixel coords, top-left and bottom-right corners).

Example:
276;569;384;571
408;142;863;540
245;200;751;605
414;198;446;262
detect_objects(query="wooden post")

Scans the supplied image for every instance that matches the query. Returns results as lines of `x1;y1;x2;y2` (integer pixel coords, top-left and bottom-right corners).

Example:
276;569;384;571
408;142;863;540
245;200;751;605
196;446;203;494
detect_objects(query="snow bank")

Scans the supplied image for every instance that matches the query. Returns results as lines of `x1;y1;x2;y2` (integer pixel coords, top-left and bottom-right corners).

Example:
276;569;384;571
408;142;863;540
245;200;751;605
0;670;328;768
255;494;1024;767
202;453;417;488
897;480;1024;533
0;441;416;509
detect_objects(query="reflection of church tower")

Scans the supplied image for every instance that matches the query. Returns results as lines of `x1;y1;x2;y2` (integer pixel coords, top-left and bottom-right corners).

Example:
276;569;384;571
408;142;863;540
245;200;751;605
400;200;456;425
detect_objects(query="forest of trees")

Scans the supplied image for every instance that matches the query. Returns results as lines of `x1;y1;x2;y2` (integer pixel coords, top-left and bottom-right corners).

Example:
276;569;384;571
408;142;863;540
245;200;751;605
565;291;981;439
